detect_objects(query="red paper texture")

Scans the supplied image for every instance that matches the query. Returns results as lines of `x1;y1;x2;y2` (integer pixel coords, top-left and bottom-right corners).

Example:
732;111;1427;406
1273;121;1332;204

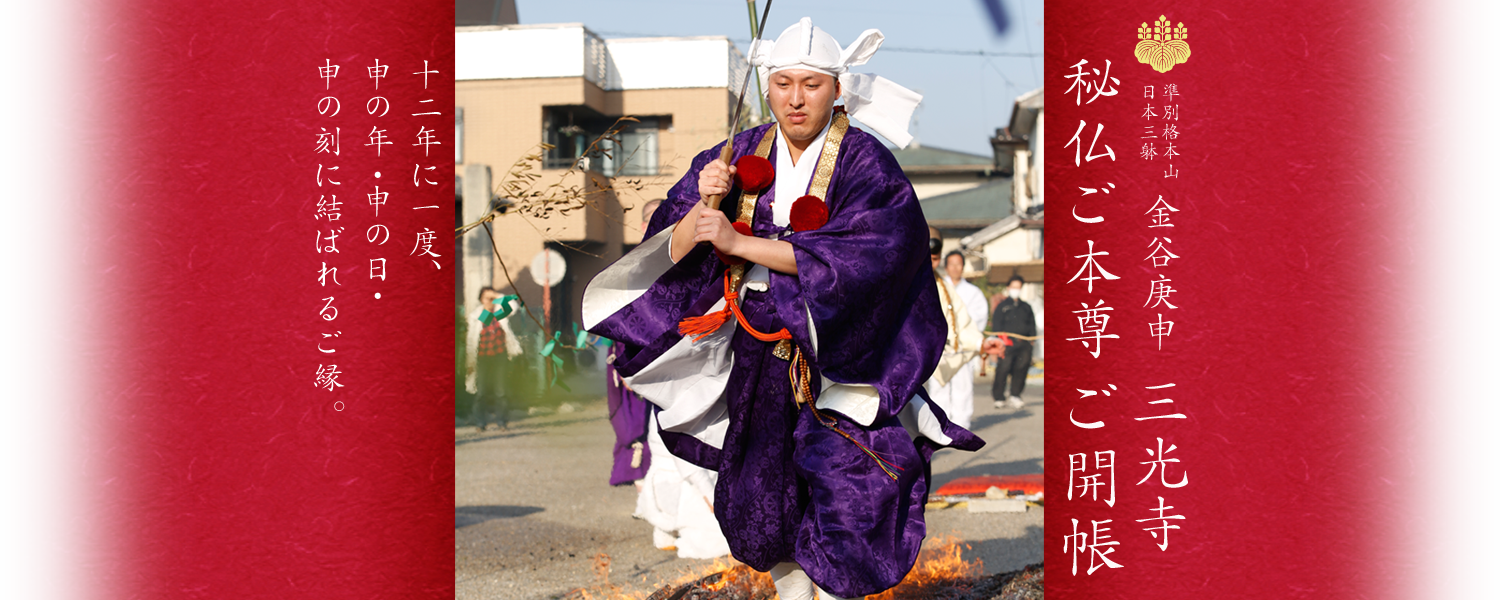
1046;2;1411;598
87;2;456;597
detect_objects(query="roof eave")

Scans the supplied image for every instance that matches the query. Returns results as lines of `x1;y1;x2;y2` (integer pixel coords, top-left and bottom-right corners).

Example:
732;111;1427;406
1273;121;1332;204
960;214;1022;248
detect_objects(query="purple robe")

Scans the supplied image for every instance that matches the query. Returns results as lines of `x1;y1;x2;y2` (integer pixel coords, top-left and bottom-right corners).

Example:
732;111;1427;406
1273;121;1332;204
606;343;652;485
585;121;983;597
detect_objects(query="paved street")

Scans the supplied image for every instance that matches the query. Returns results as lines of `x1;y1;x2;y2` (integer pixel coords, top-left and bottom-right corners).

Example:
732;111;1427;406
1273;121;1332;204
455;371;1043;600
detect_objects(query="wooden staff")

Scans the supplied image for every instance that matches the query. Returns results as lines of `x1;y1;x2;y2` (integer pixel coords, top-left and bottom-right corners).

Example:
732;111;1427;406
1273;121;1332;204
705;0;775;210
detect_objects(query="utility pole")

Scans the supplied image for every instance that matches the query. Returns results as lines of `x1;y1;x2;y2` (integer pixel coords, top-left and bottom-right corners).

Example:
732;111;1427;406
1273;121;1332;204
747;1;771;123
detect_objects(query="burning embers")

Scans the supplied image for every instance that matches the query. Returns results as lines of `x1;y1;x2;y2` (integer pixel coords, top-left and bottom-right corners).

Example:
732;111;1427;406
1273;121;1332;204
866;537;1041;600
640;561;776;600
563;538;1041;600
562;556;773;600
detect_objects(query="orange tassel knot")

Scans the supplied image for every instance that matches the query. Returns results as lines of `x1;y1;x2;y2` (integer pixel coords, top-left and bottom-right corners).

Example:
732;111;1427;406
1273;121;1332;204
678;272;792;343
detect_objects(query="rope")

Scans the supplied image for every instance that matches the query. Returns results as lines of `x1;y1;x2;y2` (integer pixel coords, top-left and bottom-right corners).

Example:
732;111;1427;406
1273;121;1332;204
788;348;903;482
984;331;1040;341
934;274;962;351
678;272;792;343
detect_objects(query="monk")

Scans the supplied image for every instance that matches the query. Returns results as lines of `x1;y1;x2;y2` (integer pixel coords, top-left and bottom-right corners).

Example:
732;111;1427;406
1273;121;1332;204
583;18;982;599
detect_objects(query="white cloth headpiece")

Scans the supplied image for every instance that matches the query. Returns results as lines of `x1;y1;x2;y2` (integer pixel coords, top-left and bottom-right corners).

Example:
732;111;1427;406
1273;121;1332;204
749;17;923;148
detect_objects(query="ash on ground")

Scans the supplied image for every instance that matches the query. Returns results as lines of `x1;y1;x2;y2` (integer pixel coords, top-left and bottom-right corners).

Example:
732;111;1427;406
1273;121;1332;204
628;564;1042;600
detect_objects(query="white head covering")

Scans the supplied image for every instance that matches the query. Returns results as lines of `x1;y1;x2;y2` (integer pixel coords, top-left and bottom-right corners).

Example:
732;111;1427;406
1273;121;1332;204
750;17;923;148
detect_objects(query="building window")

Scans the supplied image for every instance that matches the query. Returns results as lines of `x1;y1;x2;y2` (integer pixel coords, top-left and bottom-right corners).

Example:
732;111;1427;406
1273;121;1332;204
543;107;611;170
544;107;665;176
600;118;660;177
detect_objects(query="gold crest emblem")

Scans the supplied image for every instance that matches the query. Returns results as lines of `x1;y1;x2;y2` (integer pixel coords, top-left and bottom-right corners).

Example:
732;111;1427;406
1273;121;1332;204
1136;15;1190;73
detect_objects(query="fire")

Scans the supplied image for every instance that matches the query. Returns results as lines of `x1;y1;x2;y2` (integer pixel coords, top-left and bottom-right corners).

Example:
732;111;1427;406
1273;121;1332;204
571;537;982;600
663;557;765;593
650;557;775;599
569;556;773;600
868;536;983;600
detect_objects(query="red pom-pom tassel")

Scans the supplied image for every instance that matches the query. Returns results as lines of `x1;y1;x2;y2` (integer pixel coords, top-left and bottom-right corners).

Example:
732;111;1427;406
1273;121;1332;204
789;195;829;232
734;155;774;193
714;221;755;265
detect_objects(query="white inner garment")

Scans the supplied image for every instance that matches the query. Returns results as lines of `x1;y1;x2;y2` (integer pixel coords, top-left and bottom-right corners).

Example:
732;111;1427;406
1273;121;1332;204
740;115;832;289
581;224;678;330
898;394;955;446
622;296;735;450
770;116;832;227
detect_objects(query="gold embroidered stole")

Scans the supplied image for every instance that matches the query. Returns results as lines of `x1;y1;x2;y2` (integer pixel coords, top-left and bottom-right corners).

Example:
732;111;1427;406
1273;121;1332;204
934;274;961;351
728;112;849;290
728;112;849;360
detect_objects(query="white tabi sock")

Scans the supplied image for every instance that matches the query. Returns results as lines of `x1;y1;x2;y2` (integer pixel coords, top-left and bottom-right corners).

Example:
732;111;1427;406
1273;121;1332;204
768;562;864;600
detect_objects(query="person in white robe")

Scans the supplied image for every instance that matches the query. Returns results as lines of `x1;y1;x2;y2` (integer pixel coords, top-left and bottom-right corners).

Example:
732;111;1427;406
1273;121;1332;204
927;250;988;427
924;238;982;428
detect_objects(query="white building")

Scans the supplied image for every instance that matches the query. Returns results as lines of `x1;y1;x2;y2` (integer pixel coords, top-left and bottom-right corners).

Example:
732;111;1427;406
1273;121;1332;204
456;23;754;336
963;87;1043;357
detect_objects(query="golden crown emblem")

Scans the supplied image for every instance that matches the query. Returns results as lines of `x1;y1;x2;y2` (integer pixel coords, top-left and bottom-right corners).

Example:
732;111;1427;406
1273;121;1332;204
1136;15;1190;73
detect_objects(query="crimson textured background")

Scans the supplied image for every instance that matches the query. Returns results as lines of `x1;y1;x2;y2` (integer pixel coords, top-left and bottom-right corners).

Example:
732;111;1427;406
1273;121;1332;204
89;2;455;597
1045;2;1411;598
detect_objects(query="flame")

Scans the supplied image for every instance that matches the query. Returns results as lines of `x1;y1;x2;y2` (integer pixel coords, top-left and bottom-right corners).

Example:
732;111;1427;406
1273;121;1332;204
578;537;981;600
868;536;983;600
660;557;774;597
574;556;773;600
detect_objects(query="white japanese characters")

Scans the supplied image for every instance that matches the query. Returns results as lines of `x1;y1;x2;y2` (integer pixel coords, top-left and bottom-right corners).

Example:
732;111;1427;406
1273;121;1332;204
311;55;445;400
1060;54;1194;575
1065;59;1121;106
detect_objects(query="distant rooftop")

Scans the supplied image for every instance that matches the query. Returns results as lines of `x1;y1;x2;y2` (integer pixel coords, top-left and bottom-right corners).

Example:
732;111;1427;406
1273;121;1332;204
889;145;994;174
457;0;518;27
919;180;1013;228
1008;86;1043;137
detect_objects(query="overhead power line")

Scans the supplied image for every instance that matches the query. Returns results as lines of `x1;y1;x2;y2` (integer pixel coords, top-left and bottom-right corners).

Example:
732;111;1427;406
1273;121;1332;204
880;46;1039;58
592;31;1040;57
